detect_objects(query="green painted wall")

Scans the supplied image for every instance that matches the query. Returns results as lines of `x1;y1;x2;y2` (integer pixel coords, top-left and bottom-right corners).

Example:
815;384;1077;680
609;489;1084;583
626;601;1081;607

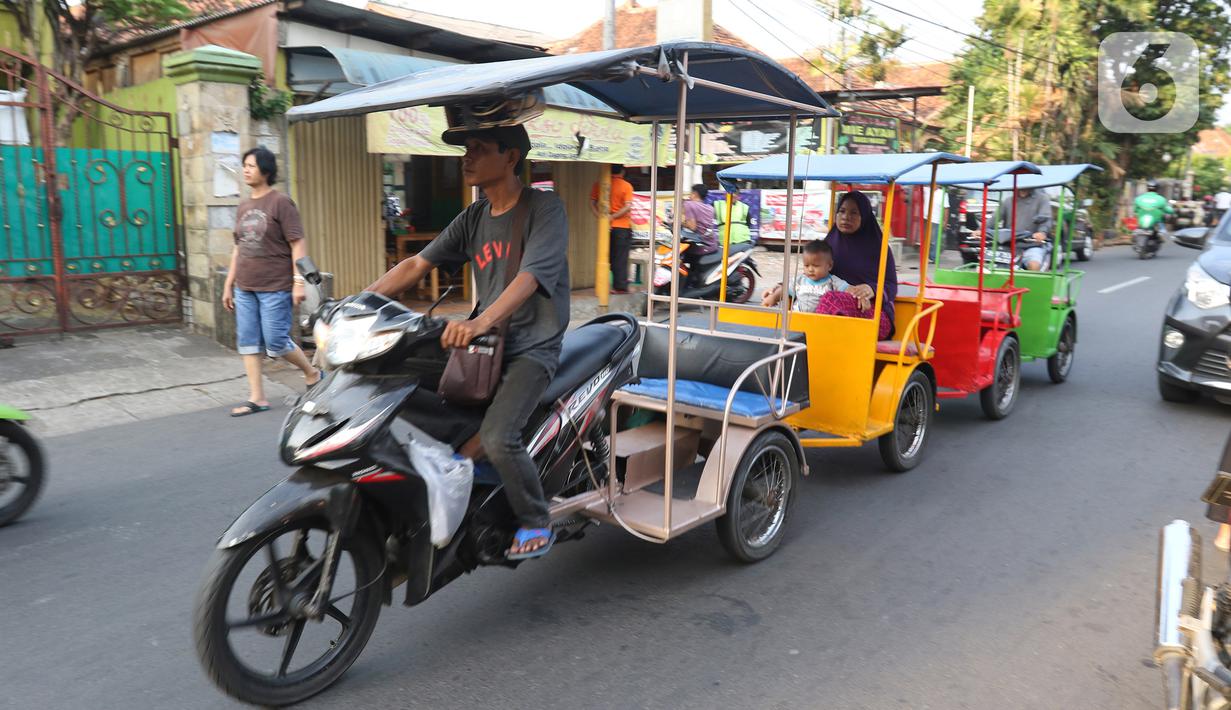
0;9;20;53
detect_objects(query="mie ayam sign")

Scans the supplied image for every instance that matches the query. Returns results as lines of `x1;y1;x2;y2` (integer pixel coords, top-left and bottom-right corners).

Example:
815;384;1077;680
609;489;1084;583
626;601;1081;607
838;111;900;155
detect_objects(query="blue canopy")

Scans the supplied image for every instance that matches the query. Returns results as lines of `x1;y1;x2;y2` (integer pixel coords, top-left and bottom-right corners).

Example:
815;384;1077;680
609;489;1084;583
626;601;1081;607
951;163;1104;191
287;42;837;123
895;160;1041;187
716;152;968;185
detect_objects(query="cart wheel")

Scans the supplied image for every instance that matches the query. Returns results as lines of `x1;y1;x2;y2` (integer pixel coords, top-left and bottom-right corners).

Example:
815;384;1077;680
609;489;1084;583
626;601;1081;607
1158;374;1200;403
1047;316;1076;384
716;431;800;563
979;336;1021;420
878;371;934;472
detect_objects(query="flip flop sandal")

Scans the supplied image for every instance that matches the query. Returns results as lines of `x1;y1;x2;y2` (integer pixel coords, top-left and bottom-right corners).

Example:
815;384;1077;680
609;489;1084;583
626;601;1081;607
506;527;557;561
230;401;270;417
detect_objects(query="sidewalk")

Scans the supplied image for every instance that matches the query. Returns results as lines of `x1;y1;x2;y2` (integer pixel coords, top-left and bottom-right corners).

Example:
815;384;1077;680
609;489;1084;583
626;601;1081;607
1;327;300;438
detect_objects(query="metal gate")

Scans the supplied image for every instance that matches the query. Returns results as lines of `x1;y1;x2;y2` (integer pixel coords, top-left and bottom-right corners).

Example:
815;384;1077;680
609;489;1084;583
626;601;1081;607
0;48;181;336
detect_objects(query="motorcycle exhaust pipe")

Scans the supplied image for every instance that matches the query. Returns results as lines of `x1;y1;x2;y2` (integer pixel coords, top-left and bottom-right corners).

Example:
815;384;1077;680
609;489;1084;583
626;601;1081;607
1156;520;1203;710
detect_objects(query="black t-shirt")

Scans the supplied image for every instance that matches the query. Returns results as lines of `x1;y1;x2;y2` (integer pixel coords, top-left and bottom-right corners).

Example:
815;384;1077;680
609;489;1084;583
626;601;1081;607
420;189;571;375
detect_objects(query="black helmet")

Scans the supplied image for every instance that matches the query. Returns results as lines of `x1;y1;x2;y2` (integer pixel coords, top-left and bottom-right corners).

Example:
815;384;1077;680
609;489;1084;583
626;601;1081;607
1147;179;1160;191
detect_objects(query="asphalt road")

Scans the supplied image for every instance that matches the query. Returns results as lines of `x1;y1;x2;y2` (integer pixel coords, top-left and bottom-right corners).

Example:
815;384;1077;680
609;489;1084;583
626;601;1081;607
2;244;1228;709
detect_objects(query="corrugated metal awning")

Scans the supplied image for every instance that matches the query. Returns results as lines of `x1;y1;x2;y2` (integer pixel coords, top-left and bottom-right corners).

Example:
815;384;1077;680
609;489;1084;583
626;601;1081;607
287;46;617;114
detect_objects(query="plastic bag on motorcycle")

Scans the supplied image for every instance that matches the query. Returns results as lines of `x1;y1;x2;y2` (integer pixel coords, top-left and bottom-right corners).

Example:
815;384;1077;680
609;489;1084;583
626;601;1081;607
404;424;474;547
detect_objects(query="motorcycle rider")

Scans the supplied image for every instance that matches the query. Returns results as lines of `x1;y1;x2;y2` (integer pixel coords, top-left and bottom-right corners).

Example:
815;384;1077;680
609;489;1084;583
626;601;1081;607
992;186;1053;271
367;124;570;560
713;192;754;253
1134;180;1173;250
681;184;719;286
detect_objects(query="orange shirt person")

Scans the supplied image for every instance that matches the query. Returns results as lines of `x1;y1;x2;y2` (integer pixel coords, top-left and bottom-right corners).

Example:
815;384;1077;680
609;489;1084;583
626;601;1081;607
590;163;635;292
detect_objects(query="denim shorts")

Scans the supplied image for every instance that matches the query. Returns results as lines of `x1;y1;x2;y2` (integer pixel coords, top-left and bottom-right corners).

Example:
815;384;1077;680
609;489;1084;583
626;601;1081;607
234;288;296;357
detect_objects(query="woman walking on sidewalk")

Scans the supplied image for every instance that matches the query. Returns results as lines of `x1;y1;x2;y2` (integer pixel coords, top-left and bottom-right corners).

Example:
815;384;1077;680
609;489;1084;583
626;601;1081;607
222;147;320;416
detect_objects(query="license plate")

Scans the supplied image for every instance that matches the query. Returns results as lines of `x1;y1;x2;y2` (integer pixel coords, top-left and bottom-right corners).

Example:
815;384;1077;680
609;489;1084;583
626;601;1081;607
653;267;672;287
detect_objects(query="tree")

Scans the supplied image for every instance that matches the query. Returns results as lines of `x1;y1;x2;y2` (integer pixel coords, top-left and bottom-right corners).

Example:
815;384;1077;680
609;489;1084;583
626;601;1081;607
937;0;1231;231
1191;155;1229;196
1;0;188;84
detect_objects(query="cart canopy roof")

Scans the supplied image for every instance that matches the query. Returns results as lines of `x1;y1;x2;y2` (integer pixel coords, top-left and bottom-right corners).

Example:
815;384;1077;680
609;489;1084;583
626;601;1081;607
949;163;1104;191
895;160;1041;187
716;152;968;185
286;42;837;123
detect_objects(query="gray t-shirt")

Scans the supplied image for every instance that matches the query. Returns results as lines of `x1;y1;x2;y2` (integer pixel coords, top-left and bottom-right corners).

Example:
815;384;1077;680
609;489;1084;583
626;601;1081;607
420;189;571;376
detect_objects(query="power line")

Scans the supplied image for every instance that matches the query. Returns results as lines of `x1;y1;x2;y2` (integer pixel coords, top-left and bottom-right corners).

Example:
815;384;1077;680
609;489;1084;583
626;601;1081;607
739;0;1025;139
729;0;851;94
862;0;1061;69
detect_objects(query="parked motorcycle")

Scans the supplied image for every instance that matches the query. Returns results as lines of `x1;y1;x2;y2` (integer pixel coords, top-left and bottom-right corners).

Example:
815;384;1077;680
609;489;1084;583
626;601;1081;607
0;405;45;527
652;232;758;303
1153;435;1231;709
193;257;642;706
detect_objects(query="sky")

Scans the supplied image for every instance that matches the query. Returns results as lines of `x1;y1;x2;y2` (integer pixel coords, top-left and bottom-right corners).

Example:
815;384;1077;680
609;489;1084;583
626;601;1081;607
394;0;1231;125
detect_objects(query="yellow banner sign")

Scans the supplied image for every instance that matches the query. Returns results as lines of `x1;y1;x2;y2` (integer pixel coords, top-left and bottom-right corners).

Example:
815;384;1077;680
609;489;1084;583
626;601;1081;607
367;106;674;165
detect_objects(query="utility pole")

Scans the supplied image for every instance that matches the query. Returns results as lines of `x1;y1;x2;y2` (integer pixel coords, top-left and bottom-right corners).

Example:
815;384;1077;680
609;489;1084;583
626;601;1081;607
603;0;615;50
965;84;975;157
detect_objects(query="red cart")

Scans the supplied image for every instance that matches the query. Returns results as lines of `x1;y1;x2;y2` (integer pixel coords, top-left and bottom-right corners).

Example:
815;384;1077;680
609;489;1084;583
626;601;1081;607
898;161;1041;419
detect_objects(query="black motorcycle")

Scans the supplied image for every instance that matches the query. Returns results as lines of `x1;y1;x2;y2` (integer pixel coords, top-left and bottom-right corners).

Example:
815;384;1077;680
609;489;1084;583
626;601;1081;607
193;258;641;706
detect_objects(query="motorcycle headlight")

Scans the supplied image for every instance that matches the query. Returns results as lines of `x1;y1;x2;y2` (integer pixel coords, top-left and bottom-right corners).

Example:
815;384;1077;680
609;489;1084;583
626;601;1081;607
322;316;402;367
1185;263;1230;310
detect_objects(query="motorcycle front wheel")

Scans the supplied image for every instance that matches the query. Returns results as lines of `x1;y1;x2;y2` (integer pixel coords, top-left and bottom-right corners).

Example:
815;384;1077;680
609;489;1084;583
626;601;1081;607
193;522;384;706
0;421;45;527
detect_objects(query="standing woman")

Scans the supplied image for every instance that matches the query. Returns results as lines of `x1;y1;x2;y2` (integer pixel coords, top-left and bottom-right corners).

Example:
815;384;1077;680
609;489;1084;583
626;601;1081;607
816;190;897;340
222;147;321;416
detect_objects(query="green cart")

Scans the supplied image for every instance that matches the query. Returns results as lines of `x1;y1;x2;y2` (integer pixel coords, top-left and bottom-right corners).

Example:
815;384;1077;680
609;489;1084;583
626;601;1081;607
931;164;1103;383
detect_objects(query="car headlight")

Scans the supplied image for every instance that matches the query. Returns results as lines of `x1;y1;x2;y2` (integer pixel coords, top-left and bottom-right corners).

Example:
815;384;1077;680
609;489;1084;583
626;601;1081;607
320;316;401;367
1185;263;1230;310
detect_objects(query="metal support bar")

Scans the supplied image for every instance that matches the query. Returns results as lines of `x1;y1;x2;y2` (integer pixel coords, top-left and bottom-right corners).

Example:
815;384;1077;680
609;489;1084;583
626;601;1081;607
632;67;836;117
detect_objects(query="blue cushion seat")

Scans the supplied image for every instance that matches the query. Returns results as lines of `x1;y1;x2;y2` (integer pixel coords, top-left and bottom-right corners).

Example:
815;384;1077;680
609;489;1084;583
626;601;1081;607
621;378;786;419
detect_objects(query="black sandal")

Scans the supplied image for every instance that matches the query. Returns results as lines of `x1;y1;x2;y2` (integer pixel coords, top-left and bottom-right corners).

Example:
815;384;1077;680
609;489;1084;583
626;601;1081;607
230;401;270;417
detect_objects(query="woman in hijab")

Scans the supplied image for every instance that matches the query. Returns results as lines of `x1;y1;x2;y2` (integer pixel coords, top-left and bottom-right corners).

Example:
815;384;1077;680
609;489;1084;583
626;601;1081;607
816;190;896;340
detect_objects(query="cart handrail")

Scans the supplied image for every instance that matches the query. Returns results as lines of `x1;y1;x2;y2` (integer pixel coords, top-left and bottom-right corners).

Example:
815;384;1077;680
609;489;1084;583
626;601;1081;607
885;299;942;369
716;341;809;504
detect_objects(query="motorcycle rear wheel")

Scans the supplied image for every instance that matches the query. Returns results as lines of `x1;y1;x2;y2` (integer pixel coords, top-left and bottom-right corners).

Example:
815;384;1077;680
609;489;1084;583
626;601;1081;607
0;421;45;527
194;522;383;706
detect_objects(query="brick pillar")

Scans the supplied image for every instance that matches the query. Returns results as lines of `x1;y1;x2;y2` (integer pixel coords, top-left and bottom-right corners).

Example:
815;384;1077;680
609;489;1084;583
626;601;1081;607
164;45;262;345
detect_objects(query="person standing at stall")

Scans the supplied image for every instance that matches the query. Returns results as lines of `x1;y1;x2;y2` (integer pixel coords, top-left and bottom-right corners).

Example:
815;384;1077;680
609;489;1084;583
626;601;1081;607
590;164;634;293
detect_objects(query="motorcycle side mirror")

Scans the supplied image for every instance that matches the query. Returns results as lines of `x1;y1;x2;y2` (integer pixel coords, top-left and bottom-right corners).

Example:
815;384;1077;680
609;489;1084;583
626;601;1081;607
295;257;324;326
1172;227;1210;250
296;256;322;285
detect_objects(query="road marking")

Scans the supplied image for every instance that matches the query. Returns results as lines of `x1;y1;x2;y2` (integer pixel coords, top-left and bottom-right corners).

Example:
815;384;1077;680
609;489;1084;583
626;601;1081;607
1098;276;1151;294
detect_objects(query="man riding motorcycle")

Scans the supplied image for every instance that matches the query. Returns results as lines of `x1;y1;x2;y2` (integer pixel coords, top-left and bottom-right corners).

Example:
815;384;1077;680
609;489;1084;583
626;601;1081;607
992;186;1054;271
367;124;569;560
1134;180;1173;256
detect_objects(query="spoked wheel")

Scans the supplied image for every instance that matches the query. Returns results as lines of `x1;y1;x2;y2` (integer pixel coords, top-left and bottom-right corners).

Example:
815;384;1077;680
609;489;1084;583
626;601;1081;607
878;371;934;472
725;265;756;304
193;522;383;706
980;336;1021;420
1047;316;1076;384
0;421;45;527
717;431;801;563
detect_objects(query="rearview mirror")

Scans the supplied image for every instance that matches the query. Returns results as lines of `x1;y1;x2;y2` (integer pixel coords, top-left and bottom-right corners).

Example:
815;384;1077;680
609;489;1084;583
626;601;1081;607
1172;227;1210;250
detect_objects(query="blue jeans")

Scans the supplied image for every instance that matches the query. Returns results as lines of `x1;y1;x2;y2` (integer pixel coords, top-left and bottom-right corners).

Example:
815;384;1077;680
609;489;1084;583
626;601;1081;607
234;288;296;357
